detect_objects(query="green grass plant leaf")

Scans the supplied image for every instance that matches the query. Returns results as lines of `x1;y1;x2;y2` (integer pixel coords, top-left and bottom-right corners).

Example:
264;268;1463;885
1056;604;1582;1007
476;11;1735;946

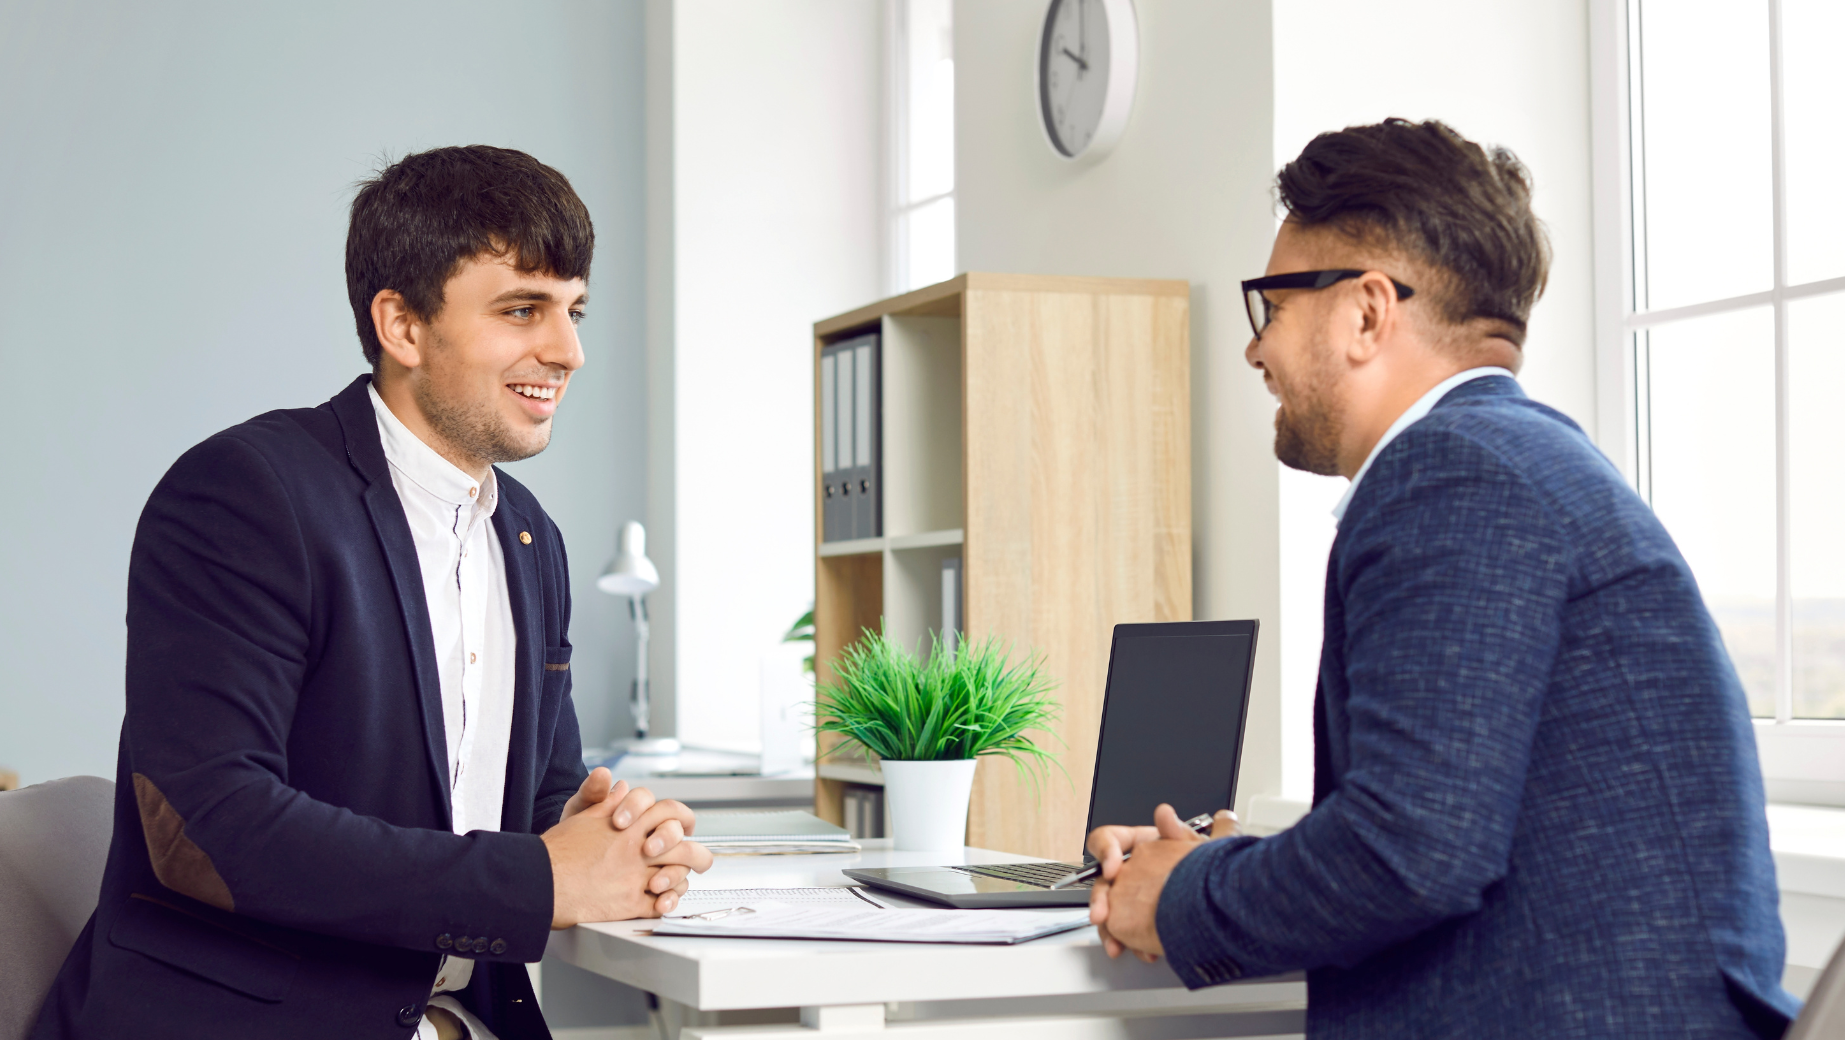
815;626;1062;785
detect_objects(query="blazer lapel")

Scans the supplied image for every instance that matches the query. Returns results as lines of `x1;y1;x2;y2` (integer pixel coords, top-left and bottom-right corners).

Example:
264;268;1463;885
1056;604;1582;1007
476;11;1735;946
491;484;544;832
329;376;454;827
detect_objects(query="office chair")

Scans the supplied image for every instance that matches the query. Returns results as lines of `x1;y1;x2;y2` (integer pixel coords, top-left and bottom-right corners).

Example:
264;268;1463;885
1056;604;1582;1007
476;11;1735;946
0;776;113;1040
1789;934;1845;1040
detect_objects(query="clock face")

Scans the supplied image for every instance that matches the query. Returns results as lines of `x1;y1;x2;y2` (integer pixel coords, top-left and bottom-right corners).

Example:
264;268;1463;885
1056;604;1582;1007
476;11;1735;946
1037;0;1137;161
1039;0;1112;157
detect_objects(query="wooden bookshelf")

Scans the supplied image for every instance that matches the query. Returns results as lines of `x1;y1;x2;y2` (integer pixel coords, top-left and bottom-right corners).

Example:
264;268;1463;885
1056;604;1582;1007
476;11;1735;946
811;273;1192;863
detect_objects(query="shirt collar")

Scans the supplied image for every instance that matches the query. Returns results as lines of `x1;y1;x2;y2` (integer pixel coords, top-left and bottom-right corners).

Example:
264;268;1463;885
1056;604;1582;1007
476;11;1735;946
1331;367;1514;523
368;383;498;517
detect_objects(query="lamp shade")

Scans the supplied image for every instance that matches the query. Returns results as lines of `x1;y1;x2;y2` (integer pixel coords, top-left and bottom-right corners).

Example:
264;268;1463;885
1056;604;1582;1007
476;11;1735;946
598;521;659;597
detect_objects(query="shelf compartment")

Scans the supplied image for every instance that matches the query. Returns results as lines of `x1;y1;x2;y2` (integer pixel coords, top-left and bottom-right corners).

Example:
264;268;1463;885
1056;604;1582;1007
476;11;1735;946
884;541;962;663
881;314;962;538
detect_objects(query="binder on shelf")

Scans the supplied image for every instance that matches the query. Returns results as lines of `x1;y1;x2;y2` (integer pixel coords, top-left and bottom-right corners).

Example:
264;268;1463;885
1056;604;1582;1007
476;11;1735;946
841;782;886;839
819;332;881;542
852;336;881;540
820;347;842;541
941;556;962;654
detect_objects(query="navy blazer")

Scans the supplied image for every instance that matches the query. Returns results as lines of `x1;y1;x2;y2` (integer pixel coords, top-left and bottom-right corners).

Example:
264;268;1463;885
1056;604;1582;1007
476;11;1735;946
33;375;587;1040
1158;377;1799;1038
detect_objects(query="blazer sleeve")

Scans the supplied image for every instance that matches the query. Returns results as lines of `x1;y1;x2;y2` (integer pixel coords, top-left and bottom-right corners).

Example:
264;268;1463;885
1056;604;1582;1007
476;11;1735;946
533;514;587;834
123;434;553;962
1157;428;1572;987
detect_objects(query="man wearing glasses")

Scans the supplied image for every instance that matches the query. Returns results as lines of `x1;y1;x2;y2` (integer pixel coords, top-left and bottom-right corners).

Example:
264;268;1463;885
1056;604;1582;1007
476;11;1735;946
1086;120;1797;1038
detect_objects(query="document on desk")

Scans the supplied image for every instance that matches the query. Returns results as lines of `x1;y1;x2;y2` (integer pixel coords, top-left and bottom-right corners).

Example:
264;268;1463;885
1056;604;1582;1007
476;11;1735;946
669;887;891;915
651;901;1093;944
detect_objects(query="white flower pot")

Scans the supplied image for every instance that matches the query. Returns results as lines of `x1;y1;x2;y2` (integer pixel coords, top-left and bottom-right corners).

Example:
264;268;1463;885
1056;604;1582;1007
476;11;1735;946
879;759;978;851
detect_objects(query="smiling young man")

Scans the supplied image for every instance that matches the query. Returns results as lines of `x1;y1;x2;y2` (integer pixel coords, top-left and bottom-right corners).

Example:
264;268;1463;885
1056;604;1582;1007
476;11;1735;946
1085;121;1798;1038
32;146;709;1040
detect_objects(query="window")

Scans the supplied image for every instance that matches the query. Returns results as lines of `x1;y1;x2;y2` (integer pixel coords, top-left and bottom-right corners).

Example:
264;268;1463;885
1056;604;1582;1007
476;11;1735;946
889;0;955;294
1599;0;1845;801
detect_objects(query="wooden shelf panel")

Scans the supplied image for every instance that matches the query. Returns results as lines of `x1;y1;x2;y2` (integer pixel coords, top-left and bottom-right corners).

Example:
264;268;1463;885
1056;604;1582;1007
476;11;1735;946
816;528;964;558
816;761;884;786
889;528;963;550
817;537;885;558
813;272;1189;338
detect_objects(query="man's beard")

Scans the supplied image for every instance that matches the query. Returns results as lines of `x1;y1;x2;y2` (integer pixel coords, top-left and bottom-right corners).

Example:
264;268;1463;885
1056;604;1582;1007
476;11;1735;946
415;334;551;466
1272;354;1343;477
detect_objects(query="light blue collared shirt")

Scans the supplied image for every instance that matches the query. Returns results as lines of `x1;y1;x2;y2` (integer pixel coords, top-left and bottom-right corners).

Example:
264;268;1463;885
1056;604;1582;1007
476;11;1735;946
1331;367;1515;523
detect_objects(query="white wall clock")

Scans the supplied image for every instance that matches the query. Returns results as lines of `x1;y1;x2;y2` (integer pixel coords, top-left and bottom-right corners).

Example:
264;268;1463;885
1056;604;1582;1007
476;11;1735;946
1036;0;1139;162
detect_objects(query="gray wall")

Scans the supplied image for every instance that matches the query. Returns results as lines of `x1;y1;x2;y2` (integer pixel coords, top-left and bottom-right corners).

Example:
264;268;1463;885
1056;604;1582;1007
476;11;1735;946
0;0;650;785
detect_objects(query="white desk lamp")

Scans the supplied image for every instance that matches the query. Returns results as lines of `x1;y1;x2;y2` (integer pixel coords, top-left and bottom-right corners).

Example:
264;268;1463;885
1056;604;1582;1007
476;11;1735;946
597;521;680;757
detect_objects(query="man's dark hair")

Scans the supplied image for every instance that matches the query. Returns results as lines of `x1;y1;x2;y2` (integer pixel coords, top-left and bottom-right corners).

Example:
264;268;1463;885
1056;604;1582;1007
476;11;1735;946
346;145;594;367
1276;118;1549;346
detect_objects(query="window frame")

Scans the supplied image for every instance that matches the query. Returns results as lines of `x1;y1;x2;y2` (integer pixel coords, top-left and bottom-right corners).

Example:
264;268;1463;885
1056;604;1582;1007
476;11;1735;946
886;0;955;296
1590;0;1845;805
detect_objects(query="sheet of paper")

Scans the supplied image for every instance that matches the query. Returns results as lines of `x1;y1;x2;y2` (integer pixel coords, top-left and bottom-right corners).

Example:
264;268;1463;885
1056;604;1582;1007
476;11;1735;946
651;900;1093;944
701;841;862;856
669;887;887;916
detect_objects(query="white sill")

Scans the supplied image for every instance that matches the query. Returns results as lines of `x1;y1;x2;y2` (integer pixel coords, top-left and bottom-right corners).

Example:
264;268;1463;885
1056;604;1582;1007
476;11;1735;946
1769;803;1845;900
1249;798;1845;900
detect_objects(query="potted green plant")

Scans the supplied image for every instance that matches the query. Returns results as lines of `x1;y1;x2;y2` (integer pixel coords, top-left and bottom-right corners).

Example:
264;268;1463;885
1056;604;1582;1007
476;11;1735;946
815;627;1060;850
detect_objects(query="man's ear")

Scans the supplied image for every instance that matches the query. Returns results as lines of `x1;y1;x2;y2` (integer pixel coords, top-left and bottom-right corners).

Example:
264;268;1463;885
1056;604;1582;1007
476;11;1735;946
371;289;426;371
1345;272;1401;364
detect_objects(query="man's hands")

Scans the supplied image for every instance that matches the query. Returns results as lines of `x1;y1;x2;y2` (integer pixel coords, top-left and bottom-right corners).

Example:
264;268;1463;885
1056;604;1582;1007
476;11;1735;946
542;767;714;928
1086;804;1237;962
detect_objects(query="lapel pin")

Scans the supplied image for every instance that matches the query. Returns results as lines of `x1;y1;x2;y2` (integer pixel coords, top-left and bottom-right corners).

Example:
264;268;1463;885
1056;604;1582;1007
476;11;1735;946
519;531;532;545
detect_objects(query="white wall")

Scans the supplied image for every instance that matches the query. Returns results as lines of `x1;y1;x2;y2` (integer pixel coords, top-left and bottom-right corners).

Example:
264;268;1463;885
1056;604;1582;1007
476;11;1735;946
0;0;650;785
1271;0;1596;800
956;0;1283;815
648;0;885;751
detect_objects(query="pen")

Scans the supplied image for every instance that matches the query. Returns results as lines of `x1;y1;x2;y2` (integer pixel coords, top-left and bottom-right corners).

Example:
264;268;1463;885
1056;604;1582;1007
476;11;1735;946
1046;812;1220;890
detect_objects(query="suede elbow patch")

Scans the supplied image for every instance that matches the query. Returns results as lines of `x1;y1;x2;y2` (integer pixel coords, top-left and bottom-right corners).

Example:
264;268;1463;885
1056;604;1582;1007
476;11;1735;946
132;773;235;913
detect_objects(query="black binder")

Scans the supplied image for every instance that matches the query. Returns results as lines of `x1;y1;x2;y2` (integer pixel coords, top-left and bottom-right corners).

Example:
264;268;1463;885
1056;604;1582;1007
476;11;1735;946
820;332;881;541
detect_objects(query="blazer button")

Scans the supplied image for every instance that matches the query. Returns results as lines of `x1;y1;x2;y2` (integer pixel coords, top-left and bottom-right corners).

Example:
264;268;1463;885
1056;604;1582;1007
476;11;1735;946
519;531;532;545
489;938;508;955
435;933;453;950
396;1004;421;1027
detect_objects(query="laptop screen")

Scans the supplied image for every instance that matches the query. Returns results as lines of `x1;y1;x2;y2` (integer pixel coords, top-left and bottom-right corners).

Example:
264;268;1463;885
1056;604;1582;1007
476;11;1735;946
1082;620;1258;858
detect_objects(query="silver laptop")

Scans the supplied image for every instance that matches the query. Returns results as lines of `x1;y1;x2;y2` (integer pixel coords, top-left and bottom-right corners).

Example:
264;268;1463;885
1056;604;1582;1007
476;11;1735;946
843;619;1258;908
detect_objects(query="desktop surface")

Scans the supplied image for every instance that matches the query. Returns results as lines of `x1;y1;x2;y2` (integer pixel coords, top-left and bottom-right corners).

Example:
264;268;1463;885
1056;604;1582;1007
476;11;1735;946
547;840;1304;1014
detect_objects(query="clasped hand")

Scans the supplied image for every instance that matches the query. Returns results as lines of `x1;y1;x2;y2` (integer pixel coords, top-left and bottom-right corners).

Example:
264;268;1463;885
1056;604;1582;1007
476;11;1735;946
540;767;714;928
1086;803;1237;963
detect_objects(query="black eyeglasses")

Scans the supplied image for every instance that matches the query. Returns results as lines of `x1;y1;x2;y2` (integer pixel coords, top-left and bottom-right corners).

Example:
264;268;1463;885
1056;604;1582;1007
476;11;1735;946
1241;270;1416;338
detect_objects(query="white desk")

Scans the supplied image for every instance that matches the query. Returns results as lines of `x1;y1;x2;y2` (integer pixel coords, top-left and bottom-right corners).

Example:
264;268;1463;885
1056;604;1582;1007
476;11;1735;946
547;841;1305;1039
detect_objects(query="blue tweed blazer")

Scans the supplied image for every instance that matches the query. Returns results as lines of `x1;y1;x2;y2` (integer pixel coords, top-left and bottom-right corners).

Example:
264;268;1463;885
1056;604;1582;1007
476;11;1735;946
1158;377;1799;1038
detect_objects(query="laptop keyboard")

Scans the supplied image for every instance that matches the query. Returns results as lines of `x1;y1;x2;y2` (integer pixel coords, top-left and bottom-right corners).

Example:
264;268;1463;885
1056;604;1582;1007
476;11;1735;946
952;862;1089;889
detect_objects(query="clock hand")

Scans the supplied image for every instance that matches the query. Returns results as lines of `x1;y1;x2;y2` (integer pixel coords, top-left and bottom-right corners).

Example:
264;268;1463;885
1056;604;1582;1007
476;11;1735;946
1061;46;1089;72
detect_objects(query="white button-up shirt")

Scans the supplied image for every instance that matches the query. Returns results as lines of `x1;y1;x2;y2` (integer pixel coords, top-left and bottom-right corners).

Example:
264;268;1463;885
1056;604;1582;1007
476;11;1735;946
368;385;517;1019
1332;367;1515;523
